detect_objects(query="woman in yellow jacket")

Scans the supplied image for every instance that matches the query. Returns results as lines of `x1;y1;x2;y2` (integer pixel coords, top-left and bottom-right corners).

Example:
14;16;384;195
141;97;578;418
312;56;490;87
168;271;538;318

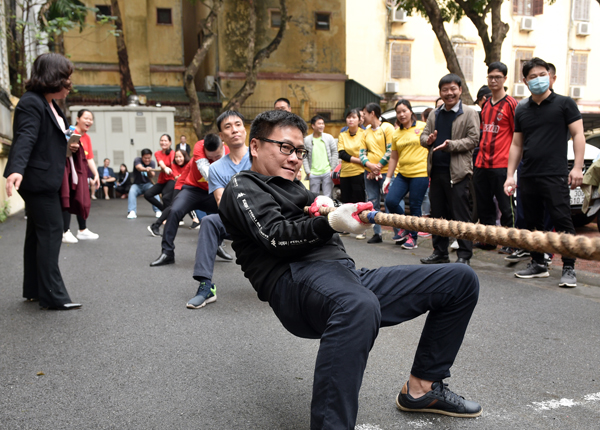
383;99;429;249
337;108;366;203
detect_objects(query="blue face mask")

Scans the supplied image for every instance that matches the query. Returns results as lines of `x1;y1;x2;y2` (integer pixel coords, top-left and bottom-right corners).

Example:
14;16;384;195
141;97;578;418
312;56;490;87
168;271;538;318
527;75;550;95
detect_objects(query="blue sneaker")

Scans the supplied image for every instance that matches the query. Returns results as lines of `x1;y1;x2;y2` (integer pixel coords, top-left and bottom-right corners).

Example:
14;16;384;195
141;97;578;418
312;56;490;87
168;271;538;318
393;229;409;244
401;236;418;249
186;282;217;309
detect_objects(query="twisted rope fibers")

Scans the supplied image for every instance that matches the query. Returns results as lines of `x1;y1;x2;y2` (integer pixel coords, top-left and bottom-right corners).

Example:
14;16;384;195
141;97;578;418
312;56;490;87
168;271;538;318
309;207;600;261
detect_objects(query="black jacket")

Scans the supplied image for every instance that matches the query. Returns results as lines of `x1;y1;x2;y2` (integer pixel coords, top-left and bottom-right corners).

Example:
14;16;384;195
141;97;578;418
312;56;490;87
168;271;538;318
219;170;348;302
3;91;69;194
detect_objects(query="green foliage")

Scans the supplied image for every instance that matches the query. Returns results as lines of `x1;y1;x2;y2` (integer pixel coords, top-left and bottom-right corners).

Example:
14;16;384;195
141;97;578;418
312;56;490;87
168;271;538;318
40;0;93;43
397;0;469;22
0;201;10;223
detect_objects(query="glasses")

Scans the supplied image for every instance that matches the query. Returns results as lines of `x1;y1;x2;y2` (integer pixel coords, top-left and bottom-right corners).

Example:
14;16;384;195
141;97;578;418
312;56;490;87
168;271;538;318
257;137;309;159
486;75;505;82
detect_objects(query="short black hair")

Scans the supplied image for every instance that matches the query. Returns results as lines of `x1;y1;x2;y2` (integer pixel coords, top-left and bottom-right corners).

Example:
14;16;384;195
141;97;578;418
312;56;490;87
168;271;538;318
438;74;462;90
310;115;326;126
249;110;308;162
77;109;93;119
487;61;508;76
141;148;152;157
547;62;556;76
476;85;492;102
522;57;549;79
394;99;416;124
345;108;361;119
274;97;291;108
216;110;245;132
435;97;443;107
363;102;381;118
25;53;74;94
203;133;222;152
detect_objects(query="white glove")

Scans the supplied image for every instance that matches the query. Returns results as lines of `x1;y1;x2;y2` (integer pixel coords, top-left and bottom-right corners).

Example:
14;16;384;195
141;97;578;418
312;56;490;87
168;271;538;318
328;202;373;234
164;167;172;176
309;195;335;217
382;176;392;193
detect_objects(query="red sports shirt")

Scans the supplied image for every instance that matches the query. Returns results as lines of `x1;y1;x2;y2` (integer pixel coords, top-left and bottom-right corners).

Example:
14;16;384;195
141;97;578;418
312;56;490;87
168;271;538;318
182;140;230;190
476;94;518;169
155;150;175;184
80;134;94;160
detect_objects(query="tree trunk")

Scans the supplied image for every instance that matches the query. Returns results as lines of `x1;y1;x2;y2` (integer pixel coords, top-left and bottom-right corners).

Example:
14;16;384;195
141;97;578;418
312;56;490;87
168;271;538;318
420;0;474;104
455;0;509;65
222;0;289;111
184;0;223;138
110;0;136;105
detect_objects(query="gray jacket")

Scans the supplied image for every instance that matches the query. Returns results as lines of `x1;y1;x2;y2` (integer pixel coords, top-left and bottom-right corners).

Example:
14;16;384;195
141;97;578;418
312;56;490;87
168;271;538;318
303;132;339;175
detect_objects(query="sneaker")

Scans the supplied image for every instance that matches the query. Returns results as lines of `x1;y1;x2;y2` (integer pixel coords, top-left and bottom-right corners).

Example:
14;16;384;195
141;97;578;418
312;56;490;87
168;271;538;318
105;195;110;200
396;381;482;418
338;231;350;236
515;261;549;279
76;228;99;240
450;240;459;250
393;230;409;245
417;231;432;238
91;195;97;200
504;249;530;263
186;282;217;309
147;224;161;237
155;211;162;218
558;266;577;288
127;211;137;219
367;234;382;244
356;234;366;240
401;236;417;249
498;246;515;255
544;253;553;266
190;221;200;229
62;230;78;244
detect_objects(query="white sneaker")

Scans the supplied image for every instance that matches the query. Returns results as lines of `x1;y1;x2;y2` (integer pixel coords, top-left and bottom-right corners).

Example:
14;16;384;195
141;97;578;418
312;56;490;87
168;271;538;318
62;230;78;244
155;211;162;218
77;228;99;240
91;195;97;200
127;211;137;219
356;234;366;240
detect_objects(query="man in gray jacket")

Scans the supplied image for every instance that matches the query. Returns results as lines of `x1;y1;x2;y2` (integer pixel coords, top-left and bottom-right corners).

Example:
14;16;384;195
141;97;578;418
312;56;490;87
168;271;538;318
420;74;480;265
303;115;338;197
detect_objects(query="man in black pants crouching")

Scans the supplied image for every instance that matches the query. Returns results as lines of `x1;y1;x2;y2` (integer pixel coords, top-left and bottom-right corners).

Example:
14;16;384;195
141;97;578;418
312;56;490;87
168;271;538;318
219;110;482;429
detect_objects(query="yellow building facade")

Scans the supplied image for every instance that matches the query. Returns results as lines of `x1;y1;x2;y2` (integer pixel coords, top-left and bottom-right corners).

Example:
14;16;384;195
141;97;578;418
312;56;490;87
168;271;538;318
346;0;600;113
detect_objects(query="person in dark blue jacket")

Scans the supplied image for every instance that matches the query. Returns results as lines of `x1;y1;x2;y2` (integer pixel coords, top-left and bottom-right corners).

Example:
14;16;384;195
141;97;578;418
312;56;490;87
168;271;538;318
3;53;82;310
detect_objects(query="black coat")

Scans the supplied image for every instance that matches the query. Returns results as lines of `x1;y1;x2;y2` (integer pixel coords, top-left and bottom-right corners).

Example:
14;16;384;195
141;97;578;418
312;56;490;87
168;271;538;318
3;91;69;194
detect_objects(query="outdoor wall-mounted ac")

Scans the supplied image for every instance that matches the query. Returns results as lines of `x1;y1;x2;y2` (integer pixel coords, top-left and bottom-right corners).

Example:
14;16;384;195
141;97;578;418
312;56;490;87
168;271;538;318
576;22;590;36
570;86;584;99
520;17;536;32
205;75;215;91
385;81;400;93
392;7;407;23
513;83;528;97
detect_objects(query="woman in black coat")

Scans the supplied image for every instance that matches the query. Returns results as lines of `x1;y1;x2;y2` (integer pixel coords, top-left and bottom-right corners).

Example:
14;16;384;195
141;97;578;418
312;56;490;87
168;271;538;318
3;53;82;310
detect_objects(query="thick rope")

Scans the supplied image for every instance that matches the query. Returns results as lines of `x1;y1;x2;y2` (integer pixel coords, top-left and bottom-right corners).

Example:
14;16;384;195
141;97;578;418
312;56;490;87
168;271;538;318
309;207;600;261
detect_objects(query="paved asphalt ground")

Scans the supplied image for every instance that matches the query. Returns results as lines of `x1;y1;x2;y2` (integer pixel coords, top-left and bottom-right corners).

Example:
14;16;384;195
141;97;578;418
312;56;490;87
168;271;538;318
2;198;600;430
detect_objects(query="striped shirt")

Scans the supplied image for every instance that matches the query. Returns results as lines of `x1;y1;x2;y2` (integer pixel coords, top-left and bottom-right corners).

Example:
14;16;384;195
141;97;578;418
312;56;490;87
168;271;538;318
475;94;518;169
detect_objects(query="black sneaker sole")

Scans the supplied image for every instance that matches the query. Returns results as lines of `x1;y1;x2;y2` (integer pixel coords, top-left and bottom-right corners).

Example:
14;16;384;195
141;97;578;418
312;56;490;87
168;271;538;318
395;393;483;418
514;271;549;279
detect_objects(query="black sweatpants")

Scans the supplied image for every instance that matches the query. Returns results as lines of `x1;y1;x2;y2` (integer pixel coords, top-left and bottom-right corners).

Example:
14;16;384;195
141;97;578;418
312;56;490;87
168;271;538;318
269;259;479;430
473;167;515;228
429;169;473;259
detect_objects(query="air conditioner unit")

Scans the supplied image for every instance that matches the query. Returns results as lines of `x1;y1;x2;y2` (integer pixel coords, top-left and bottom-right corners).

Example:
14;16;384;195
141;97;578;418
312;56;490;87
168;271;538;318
513;83;528;97
520;17;536;32
385;81;400;93
392;7;407;23
576;22;590;36
204;75;215;91
570;86;584;99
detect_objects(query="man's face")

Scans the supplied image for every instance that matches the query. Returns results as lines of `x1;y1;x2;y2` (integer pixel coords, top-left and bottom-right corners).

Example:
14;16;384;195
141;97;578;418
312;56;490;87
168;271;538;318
104;159;110;167
205;146;224;163
142;154;152;165
250;126;304;181
486;69;506;92
439;82;462;109
219;115;247;148
523;65;549;83
312;119;325;134
180;136;187;144
274;101;291;112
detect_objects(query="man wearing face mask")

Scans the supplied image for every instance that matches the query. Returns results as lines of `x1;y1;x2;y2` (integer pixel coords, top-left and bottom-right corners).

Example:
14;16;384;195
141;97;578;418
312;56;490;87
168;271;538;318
504;57;585;288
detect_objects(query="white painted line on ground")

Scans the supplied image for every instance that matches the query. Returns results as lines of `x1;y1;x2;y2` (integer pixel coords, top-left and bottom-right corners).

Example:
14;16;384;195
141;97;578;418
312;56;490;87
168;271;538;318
530;391;600;411
355;424;385;430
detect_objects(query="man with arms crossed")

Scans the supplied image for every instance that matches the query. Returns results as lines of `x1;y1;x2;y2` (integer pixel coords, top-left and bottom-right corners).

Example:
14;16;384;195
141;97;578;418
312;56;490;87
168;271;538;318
219;110;481;429
504;57;584;287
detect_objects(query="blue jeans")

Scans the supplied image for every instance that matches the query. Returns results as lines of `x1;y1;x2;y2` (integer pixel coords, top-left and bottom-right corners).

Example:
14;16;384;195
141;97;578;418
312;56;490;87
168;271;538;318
385;174;429;239
128;183;160;213
365;173;387;235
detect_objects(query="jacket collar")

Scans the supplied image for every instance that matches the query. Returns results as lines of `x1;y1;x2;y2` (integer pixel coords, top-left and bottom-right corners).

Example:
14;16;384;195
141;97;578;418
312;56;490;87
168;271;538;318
36;91;68;133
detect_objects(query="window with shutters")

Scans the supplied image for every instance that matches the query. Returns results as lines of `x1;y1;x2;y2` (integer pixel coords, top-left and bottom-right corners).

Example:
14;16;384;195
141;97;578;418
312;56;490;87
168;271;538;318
390;43;411;79
269;9;281;28
573;0;590;21
513;0;543;16
570;53;588;86
455;45;474;82
514;50;533;83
